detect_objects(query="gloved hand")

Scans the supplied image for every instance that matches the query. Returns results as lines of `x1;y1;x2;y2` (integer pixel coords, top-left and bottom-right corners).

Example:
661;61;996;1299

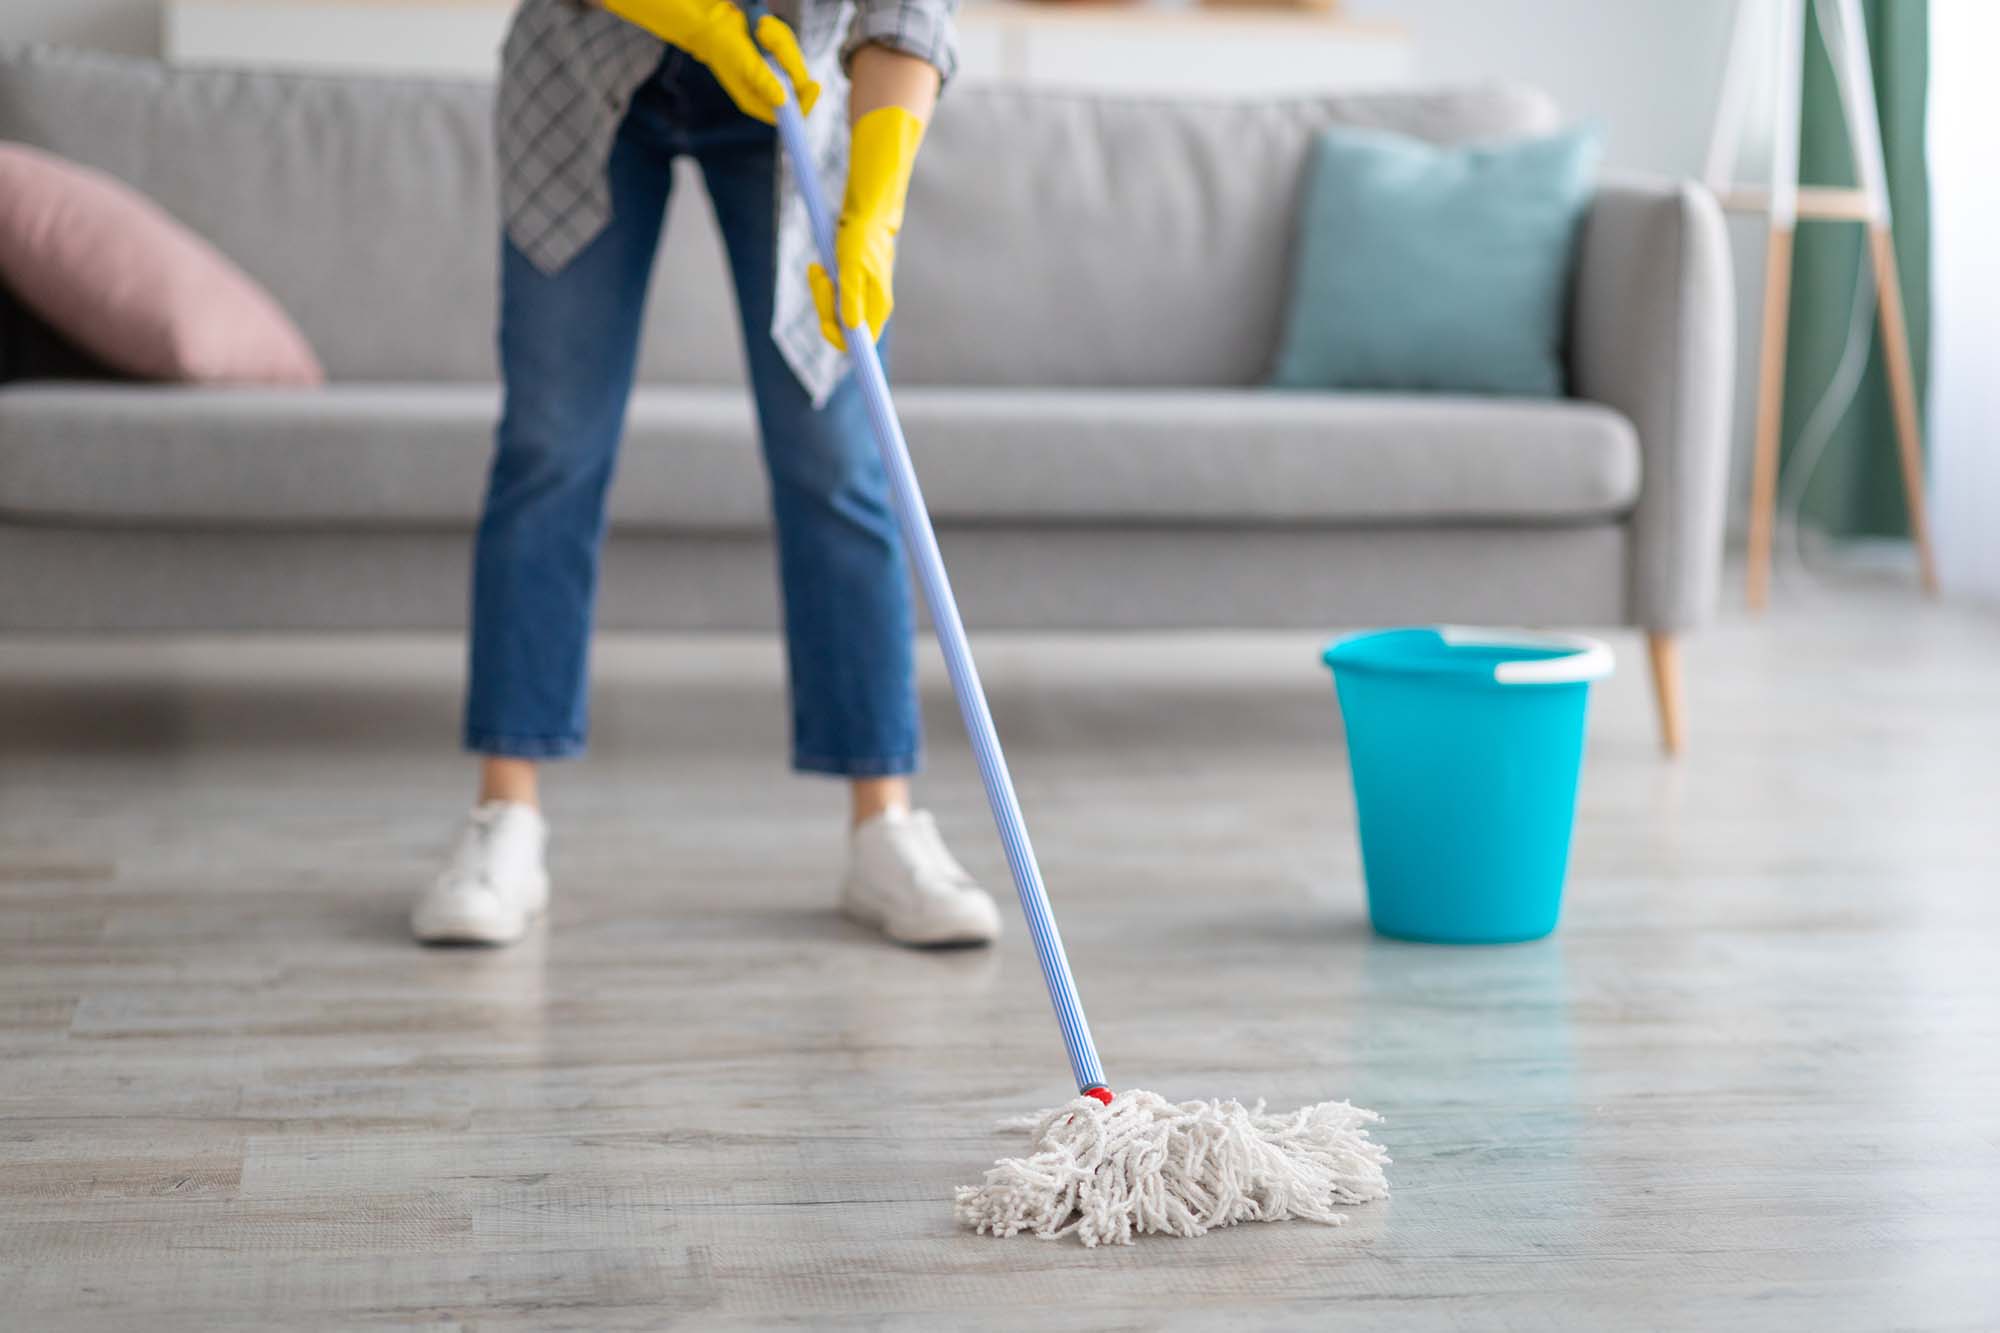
602;0;818;124
809;106;926;350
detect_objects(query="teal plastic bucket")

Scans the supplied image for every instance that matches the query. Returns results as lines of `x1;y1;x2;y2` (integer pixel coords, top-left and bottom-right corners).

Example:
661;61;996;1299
1321;627;1613;944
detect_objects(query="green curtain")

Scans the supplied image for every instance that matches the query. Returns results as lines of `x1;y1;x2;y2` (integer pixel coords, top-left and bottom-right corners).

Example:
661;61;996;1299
1781;0;1929;537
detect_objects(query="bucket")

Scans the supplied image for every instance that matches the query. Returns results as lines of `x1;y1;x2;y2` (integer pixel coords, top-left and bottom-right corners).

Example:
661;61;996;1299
1321;626;1613;944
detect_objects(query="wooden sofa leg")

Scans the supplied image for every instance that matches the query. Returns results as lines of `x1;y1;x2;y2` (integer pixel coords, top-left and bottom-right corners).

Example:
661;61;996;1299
1645;632;1685;757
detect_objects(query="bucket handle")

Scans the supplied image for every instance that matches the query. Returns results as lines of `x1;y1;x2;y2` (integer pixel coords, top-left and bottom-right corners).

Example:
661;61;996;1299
1437;626;1616;685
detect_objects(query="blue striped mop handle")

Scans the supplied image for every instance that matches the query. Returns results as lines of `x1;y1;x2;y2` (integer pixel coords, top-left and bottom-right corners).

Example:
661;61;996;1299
750;16;1110;1101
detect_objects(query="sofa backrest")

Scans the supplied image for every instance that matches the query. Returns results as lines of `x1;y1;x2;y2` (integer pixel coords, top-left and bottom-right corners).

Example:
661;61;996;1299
0;42;1556;388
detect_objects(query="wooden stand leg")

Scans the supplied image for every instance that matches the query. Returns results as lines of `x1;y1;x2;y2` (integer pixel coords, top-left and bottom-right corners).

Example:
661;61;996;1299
1646;632;1686;757
1866;225;1941;596
1746;226;1796;612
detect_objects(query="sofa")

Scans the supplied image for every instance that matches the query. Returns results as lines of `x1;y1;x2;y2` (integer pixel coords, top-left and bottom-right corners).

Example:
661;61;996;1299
0;44;1731;752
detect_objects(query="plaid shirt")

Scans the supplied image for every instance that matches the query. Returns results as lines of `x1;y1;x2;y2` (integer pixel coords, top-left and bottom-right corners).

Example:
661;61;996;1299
496;0;957;405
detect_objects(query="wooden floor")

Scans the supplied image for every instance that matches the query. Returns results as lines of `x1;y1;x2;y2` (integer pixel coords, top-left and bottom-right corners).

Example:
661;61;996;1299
3;579;1998;1330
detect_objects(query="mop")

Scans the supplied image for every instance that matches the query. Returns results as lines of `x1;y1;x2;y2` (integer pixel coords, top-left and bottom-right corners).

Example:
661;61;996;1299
752;18;1390;1245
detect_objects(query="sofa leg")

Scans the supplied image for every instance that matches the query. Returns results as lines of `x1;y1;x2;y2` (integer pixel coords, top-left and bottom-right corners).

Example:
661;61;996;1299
1645;632;1685;757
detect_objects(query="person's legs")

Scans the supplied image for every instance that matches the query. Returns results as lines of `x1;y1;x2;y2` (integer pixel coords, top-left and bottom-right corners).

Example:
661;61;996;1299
689;79;996;946
464;93;678;778
848;776;910;827
690;94;922;806
420;71;677;945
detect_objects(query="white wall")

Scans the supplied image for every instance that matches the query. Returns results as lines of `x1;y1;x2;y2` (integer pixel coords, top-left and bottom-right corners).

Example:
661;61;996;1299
2;0;161;55
1928;0;2000;605
1349;0;1743;177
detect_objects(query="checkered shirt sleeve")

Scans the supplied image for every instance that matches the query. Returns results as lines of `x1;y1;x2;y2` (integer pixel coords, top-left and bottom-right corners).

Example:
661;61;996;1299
843;0;959;84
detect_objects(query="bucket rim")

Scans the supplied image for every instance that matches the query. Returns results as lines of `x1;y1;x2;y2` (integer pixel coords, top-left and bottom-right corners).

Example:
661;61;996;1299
1321;625;1615;686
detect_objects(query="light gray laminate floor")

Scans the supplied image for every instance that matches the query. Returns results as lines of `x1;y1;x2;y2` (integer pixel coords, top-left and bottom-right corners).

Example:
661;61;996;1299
2;579;1997;1330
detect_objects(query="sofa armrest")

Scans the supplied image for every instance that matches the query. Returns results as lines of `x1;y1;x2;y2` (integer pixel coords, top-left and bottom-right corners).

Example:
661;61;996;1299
1569;177;1735;632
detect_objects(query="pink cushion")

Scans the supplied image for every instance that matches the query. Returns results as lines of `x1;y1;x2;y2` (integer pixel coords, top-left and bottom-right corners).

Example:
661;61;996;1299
0;143;323;386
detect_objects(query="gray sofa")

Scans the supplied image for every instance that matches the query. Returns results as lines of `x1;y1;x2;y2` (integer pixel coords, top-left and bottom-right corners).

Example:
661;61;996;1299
0;44;1731;751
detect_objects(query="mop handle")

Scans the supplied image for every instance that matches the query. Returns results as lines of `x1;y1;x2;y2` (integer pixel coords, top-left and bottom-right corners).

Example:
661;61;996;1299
749;15;1109;1100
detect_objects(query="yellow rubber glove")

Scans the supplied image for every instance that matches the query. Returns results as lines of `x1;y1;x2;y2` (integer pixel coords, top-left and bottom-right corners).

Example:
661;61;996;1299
809;106;926;350
602;0;818;124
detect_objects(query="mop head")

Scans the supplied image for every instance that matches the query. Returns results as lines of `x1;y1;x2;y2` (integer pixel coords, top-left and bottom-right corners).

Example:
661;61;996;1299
954;1089;1389;1247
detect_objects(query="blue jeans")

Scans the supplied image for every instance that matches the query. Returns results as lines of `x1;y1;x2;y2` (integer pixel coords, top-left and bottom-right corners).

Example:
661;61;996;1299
465;52;919;776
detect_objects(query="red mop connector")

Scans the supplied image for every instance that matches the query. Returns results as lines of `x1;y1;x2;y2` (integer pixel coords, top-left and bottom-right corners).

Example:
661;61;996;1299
1082;1086;1114;1106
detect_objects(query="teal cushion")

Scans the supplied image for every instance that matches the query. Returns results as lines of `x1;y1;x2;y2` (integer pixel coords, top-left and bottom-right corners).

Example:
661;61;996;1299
1271;124;1602;397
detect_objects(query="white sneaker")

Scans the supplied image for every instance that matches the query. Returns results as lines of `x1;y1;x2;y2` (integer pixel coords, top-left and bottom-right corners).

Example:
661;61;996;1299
841;808;1003;947
411;801;550;946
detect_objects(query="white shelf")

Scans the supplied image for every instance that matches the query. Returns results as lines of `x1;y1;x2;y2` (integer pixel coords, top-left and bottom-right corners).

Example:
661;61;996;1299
165;0;1412;93
167;1;512;79
958;3;1411;96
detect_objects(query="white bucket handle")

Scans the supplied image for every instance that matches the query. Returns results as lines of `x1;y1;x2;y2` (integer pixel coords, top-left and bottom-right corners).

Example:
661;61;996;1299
1436;626;1616;686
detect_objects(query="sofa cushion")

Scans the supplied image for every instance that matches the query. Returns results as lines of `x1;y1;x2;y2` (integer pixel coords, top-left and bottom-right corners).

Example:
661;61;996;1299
1272;124;1601;397
0;42;1559;390
0;384;1639;530
0;142;324;386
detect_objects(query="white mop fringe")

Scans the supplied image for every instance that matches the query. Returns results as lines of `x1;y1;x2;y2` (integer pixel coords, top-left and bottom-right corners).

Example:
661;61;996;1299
954;1090;1389;1247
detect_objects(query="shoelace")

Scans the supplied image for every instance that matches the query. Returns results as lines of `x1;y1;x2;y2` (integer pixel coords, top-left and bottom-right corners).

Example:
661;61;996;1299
441;808;509;895
896;813;980;895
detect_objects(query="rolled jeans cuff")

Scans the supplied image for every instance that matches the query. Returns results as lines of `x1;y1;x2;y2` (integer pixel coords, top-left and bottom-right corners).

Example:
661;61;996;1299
465;730;587;760
792;750;920;778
